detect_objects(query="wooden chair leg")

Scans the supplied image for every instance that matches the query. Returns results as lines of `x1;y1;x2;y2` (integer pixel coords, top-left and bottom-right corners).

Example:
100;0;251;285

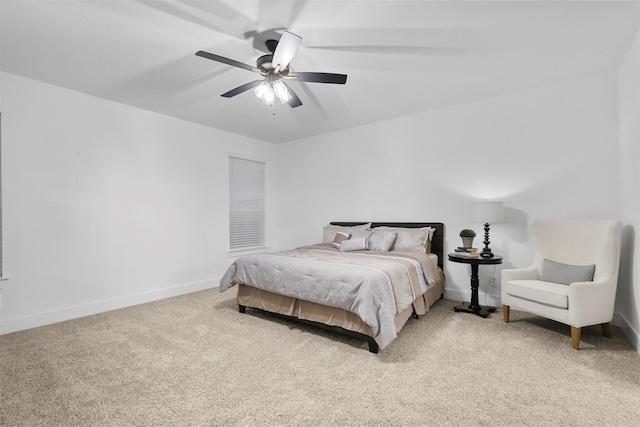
601;322;612;338
571;326;581;350
502;305;510;323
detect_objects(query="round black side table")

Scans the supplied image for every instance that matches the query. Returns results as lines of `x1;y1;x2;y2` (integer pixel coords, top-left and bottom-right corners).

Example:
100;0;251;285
448;253;503;318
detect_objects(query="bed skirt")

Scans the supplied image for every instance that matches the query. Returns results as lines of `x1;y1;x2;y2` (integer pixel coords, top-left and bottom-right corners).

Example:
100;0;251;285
236;276;444;344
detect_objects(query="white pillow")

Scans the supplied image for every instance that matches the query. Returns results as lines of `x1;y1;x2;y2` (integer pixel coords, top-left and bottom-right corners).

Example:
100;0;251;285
341;237;369;252
321;223;371;243
350;229;373;240
331;232;351;249
376;226;432;253
368;230;397;252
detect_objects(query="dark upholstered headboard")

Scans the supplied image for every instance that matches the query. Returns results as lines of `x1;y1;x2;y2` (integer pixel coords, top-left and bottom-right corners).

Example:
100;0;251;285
330;222;445;270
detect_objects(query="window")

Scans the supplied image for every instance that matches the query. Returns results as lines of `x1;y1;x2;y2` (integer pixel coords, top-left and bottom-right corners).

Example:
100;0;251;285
229;156;265;252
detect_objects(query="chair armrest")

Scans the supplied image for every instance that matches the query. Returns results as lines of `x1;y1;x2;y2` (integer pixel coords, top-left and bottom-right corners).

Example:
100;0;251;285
568;279;617;326
501;266;539;283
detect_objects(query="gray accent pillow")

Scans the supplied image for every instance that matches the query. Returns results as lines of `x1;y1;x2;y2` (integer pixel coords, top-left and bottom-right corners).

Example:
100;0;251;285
331;232;350;249
341;237;369;252
350;230;373;240
368;230;397;252
540;259;596;285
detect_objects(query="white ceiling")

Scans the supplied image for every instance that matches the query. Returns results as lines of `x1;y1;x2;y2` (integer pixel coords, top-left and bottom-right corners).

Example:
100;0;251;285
1;1;638;143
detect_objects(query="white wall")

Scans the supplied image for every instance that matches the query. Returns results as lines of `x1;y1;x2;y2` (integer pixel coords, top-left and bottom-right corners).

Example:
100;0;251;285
618;29;640;351
0;72;277;333
1;67;635;352
276;73;620;308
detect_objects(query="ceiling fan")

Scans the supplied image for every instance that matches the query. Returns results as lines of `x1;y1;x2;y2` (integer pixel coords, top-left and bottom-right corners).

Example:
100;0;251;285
196;30;347;109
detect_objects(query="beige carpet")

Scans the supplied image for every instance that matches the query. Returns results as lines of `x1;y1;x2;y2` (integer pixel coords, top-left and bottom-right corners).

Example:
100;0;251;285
1;289;639;426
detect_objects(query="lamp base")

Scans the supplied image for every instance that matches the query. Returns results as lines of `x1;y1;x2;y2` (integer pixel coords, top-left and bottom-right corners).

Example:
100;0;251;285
481;223;494;258
480;248;494;258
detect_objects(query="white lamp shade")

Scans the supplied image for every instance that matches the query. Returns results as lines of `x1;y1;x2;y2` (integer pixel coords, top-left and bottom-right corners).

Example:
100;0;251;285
471;201;504;224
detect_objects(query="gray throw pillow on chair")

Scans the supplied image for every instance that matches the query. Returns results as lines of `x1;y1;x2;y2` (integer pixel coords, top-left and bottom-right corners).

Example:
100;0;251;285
540;259;596;285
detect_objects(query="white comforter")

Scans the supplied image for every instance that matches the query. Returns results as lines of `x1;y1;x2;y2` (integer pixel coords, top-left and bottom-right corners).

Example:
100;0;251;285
220;245;438;350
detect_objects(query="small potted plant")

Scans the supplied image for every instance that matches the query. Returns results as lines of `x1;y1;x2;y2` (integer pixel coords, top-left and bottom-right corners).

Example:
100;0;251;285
459;229;476;249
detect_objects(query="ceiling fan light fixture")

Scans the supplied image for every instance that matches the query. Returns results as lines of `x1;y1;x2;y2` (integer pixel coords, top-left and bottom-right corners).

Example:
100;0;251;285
254;81;274;105
273;80;292;104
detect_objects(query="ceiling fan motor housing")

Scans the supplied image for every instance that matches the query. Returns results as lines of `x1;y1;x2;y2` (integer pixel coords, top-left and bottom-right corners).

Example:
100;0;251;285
257;38;290;75
265;39;278;53
256;54;273;72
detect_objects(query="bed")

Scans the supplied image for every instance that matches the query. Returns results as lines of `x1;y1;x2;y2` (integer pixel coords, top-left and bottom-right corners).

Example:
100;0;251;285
220;222;445;353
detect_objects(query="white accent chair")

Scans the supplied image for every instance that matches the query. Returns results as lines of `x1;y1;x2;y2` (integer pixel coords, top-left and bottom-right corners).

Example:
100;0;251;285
501;220;622;350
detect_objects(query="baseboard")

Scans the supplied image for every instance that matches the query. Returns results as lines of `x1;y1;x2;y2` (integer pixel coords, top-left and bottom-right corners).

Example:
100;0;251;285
612;311;640;355
444;288;502;308
0;278;220;335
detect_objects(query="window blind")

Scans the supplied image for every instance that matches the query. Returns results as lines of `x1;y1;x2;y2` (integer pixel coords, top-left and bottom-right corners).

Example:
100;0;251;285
229;156;265;251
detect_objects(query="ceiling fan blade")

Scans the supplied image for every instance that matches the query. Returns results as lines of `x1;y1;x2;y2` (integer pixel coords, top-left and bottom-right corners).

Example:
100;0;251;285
291;72;348;84
196;50;260;74
221;80;264;98
272;30;302;70
281;82;302;108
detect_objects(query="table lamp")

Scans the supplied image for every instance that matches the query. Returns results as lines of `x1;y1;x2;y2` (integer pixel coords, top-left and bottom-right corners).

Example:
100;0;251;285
471;200;504;258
